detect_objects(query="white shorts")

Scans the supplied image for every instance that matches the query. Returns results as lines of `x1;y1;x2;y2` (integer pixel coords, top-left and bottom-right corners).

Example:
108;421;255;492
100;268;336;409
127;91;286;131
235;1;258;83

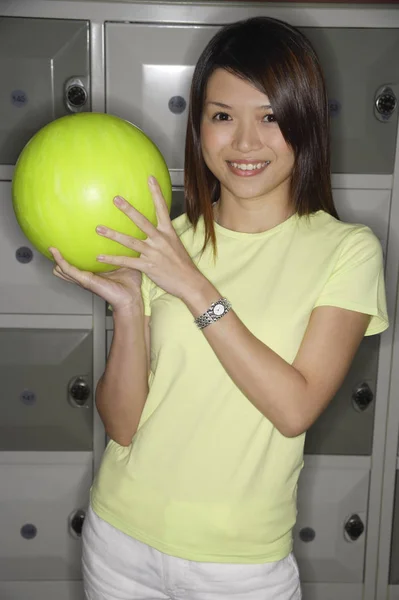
82;504;302;600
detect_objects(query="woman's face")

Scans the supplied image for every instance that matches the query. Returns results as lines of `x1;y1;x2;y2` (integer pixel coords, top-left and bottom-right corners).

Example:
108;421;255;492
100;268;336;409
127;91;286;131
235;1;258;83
200;68;295;206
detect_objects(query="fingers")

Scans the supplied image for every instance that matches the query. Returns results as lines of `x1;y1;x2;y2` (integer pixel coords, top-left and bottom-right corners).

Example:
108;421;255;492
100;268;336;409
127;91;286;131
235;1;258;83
96;225;147;254
148;176;172;230
113;195;157;238
96;254;145;271
113;177;171;237
49;247;94;288
53;265;75;284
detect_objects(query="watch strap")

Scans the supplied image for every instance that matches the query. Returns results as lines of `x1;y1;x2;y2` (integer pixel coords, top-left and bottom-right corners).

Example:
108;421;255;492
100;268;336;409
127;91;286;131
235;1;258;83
194;298;231;330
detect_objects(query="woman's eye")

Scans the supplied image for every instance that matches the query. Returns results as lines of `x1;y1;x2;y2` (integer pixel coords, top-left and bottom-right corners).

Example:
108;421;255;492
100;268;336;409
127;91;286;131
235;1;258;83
263;114;276;123
212;112;231;121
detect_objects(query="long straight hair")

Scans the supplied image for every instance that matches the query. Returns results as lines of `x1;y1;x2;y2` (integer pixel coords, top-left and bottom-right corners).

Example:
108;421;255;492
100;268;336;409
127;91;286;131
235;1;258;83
184;16;338;255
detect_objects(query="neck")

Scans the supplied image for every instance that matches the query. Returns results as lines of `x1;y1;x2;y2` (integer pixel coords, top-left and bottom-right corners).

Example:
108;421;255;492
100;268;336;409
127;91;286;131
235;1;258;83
213;198;294;234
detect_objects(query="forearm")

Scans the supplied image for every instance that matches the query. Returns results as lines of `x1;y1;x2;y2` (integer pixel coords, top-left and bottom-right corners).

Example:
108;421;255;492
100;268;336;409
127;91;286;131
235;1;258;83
184;277;309;437
96;305;149;446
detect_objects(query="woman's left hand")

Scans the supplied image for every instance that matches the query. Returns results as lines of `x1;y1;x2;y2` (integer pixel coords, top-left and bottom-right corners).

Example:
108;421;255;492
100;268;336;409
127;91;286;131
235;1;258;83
96;176;204;300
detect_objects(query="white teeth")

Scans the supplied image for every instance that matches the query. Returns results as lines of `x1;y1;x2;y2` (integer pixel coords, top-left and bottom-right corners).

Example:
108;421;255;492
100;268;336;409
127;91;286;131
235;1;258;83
230;161;270;171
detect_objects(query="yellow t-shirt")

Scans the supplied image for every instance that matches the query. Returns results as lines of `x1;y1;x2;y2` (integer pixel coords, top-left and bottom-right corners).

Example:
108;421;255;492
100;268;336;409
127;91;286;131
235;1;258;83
90;210;388;563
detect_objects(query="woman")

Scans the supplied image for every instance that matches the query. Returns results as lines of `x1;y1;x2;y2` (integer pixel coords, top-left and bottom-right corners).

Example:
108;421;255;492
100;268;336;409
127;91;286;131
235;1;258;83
51;16;388;600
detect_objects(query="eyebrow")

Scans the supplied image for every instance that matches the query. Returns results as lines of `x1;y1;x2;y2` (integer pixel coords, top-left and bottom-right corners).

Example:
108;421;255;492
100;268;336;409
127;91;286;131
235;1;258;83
206;101;272;110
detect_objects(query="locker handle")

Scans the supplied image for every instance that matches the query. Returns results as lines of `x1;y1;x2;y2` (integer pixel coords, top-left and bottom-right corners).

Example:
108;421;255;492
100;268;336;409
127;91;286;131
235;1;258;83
344;513;365;541
68;376;91;407
69;509;86;538
351;382;374;412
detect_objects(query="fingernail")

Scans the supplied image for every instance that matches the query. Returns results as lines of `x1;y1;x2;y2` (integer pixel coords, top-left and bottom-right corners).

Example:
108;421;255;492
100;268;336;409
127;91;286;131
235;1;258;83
96;226;107;234
148;176;156;186
114;196;124;206
97;255;105;261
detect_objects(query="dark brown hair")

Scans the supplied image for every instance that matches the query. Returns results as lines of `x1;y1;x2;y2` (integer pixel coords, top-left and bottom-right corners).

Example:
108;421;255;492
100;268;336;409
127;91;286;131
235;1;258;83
184;16;338;254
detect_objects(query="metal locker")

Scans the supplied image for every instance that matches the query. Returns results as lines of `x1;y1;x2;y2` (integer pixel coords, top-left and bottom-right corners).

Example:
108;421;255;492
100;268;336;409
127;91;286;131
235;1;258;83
301;27;399;175
390;471;399;585
105;23;219;170
294;464;369;583
0;181;93;315
305;336;380;456
0;454;91;581
0;329;93;452
106;23;398;175
0;17;90;165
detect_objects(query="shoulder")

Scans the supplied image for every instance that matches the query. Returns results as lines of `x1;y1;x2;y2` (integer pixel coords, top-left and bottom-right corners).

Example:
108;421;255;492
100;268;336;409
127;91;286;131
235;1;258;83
300;211;382;258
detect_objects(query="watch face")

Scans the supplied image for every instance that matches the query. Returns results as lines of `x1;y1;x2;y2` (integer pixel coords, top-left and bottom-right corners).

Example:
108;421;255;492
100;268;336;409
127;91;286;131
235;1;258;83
213;303;225;316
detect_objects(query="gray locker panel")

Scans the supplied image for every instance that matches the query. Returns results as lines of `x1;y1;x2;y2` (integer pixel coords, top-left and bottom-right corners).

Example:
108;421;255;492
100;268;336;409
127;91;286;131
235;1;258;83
0;17;90;165
302;27;399;175
0;329;93;451
0;181;93;315
171;188;185;220
0;581;86;600
105;23;219;170
294;466;369;583
0;459;91;580
305;336;379;456
390;471;399;584
106;23;398;174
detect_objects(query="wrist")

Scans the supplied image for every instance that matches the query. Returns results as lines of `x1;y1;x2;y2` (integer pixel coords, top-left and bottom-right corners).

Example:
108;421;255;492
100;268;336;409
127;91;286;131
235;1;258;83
112;301;144;322
181;274;222;318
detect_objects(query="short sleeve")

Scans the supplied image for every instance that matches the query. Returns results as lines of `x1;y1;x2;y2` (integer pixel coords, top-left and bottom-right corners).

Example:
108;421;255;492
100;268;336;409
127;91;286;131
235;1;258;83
314;227;389;336
141;273;153;317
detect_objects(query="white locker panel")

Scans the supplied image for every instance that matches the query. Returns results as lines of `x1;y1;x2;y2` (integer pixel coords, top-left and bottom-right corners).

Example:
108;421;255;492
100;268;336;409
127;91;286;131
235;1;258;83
0;457;91;581
0;181;92;315
294;466;369;583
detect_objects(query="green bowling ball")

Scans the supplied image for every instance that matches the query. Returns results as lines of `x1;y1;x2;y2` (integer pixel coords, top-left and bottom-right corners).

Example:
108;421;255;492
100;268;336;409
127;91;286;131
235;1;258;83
11;112;172;272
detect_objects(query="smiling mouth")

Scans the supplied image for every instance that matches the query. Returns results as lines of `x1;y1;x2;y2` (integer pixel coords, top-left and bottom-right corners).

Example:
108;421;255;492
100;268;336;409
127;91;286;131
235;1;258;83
227;160;271;176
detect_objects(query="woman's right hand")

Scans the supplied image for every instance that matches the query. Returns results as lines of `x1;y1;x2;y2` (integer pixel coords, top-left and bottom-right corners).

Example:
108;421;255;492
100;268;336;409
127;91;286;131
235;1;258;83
49;247;143;314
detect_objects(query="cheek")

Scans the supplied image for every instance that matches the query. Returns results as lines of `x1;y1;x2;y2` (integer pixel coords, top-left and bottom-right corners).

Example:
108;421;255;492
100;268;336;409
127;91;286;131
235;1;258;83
201;122;231;156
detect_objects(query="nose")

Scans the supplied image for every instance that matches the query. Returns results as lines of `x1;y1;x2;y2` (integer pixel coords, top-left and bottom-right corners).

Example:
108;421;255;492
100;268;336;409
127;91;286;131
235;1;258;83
231;120;263;153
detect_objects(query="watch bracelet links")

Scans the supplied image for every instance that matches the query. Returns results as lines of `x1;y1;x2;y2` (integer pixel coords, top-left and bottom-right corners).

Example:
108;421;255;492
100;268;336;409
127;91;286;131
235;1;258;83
194;297;232;330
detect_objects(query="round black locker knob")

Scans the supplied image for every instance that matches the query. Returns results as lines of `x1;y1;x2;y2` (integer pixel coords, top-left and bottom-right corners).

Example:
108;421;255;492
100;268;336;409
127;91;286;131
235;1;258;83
299;527;316;542
344;514;365;541
20;523;37;540
15;246;33;264
70;509;86;538
69;377;91;407
352;382;374;412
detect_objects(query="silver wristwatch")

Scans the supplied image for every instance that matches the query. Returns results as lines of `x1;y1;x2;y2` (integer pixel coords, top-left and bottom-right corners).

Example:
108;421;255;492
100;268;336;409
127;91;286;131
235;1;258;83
194;298;232;329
